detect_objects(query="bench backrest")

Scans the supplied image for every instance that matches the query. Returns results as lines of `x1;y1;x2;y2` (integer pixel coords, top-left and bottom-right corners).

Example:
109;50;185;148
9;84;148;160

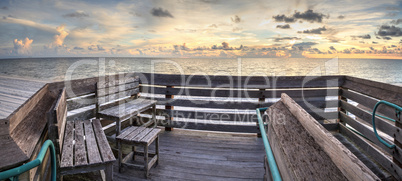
95;74;140;113
47;88;67;156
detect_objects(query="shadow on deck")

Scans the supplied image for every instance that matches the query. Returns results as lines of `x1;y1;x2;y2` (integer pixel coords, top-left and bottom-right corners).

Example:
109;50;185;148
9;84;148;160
113;128;265;181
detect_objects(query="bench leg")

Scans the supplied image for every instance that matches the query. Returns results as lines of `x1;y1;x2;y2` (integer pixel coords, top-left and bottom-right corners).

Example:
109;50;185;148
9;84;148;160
144;145;149;178
152;104;157;127
132;145;136;161
155;136;159;167
105;163;113;181
118;140;122;173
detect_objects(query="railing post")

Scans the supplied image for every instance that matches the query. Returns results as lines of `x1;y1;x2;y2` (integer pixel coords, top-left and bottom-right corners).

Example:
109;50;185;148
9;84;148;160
165;85;174;131
257;89;266;137
338;87;347;124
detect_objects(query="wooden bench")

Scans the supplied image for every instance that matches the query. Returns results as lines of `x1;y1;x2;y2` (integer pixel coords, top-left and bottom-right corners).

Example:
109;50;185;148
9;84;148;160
116;126;161;178
95;75;157;136
47;88;116;180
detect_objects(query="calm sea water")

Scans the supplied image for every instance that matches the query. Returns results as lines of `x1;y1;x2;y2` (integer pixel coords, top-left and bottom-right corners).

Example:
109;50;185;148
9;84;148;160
0;57;401;85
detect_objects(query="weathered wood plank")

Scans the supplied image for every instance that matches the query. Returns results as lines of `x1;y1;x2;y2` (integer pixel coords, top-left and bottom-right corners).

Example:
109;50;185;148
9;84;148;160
339;124;401;180
67;94;95;111
281;93;379;181
159;120;257;133
340;100;395;137
342;79;402;107
97;75;139;89
266;100;347;180
132;127;154;143
97;82;139;97
98;98;156;121
92;119;115;162
136;73;344;88
141;85;339;98
60;121;74;168
9;84;48;133
83;120;102;165
151;97;337;110
97;88;139;105
339;112;393;154
341;88;397;120
73;121;88;166
141;129;161;146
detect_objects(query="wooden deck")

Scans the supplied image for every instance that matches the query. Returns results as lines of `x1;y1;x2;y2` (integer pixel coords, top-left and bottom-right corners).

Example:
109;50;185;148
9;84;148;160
112;128;265;180
0;76;46;119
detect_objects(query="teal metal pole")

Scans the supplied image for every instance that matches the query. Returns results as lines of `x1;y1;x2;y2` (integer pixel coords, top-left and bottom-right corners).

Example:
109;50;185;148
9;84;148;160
372;100;402;149
0;140;57;181
256;107;282;181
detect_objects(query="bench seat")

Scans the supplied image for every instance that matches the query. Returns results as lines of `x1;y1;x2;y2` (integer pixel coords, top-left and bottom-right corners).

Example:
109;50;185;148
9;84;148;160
98;98;157;121
60;119;115;173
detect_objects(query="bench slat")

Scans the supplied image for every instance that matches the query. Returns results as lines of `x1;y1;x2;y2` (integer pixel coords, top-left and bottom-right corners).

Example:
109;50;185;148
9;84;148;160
132;128;154;143
74;121;88;166
98;98;156;120
83;120;102;165
92;119;116;162
60;121;74;168
97;82;139;97
125;127;147;141
97;88;140;105
116;126;140;140
140;129;161;145
97;75;139;89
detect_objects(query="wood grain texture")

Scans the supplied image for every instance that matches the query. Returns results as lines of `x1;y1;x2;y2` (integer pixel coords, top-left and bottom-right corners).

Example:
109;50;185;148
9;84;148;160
280;93;379;181
266;100;347;180
98;98;156;121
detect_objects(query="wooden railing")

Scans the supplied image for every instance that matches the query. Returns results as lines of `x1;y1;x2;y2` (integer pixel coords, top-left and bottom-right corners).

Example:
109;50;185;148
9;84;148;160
339;76;402;180
48;73;343;133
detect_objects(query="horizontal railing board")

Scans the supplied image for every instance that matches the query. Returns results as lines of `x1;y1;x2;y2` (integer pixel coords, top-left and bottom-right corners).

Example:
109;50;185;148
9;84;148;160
339;124;400;180
48;73;135;99
339;112;392;154
340;100;395;137
342;79;402;107
340;88;396;121
97;82;139;97
141;86;339;98
158;120;257;133
136;73;344;88
145;97;337;110
345;76;402;97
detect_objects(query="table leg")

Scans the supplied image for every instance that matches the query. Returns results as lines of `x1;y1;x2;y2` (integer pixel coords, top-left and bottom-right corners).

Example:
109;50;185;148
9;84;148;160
118;140;122;173
144;145;149;178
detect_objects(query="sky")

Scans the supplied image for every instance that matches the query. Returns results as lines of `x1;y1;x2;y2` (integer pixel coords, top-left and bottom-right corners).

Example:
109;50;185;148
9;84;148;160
0;0;401;59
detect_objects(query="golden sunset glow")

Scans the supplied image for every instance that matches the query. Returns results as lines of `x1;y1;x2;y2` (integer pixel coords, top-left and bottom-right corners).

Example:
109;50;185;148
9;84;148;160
0;0;401;58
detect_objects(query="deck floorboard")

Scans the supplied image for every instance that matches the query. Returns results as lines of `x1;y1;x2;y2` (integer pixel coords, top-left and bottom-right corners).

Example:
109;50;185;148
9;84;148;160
113;129;265;180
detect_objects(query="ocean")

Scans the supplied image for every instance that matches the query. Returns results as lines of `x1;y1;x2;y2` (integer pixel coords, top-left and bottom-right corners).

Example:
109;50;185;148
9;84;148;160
0;57;401;85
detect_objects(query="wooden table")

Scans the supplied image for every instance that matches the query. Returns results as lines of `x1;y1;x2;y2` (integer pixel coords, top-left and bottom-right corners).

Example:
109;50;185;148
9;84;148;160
116;126;161;178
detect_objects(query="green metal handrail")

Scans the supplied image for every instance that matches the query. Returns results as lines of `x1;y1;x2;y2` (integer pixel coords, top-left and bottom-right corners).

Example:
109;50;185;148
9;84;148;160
0;140;57;181
256;107;282;181
372;100;402;149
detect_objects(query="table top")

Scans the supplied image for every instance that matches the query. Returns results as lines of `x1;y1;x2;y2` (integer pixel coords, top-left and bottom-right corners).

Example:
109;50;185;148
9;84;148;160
116;126;161;144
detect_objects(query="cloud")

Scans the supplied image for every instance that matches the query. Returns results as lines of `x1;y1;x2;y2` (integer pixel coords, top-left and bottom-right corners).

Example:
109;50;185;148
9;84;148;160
150;7;174;18
222;42;229;49
377;25;402;37
329;46;336;51
337;15;345;19
209;24;217;28
97;45;105;51
293;10;327;23
13;37;33;55
351;34;371;39
73;46;83;50
272;10;327;23
232;27;242;32
372;41;378;44
276;24;290;29
63;11;89;18
1;6;8;10
272;14;295;23
273;37;300;42
370;47;375;50
391;19;402;25
231;15;241;23
54;24;69;47
298;26;326;34
383;36;392;40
